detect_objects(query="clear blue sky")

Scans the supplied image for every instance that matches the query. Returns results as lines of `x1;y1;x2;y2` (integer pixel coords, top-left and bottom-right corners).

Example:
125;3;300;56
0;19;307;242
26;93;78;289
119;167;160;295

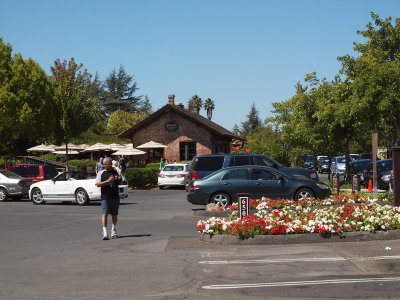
1;1;399;131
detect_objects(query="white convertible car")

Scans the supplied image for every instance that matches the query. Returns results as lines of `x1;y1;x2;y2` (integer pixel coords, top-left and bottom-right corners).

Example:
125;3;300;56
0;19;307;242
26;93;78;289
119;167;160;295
29;171;128;205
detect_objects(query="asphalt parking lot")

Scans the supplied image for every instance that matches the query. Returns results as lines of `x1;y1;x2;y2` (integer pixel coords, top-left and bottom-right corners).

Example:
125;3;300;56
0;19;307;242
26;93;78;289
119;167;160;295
2;188;400;299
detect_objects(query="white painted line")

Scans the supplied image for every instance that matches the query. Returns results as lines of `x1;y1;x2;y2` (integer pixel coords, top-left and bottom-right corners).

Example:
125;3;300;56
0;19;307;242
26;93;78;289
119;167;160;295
202;277;400;290
199;257;347;264
199;255;400;265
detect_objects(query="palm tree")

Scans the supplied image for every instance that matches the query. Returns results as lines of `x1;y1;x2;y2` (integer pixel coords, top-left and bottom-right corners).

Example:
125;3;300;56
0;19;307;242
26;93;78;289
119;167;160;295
188;95;202;113
204;98;215;120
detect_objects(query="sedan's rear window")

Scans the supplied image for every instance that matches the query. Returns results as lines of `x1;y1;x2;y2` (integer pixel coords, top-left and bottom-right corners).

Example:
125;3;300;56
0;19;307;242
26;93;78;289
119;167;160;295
0;170;21;179
163;166;184;171
192;157;224;171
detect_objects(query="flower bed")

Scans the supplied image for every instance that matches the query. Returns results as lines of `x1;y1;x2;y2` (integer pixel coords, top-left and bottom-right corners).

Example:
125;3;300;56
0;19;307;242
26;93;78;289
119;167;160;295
197;196;399;238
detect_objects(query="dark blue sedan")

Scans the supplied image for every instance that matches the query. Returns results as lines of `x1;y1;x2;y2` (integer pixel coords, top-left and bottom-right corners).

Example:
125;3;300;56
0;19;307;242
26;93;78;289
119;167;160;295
186;165;331;207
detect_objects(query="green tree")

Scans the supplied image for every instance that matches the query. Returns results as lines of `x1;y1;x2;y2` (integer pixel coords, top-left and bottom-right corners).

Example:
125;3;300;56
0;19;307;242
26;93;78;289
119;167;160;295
188;94;202;112
50;57;100;167
246;125;290;165
100;65;150;116
106;110;147;135
204;98;215;120
338;12;400;146
232;124;241;136
241;103;261;138
0;38;55;154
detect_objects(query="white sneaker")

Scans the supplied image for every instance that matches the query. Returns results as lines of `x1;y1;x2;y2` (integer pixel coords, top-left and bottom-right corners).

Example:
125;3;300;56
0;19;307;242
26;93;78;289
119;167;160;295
102;232;109;240
111;230;117;239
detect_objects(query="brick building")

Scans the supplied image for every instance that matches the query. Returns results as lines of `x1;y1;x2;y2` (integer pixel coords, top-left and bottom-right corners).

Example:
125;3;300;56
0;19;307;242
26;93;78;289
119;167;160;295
118;94;242;162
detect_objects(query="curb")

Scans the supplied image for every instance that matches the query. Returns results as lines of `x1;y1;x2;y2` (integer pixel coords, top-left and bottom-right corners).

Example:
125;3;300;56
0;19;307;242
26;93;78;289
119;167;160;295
199;230;400;245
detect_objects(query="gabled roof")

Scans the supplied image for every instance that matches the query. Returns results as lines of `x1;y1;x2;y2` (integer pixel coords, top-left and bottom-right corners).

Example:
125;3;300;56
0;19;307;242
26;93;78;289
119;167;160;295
118;104;243;140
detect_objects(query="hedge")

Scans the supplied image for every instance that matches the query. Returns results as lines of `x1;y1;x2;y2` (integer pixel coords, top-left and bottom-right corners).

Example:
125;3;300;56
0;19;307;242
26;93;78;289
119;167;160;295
124;167;159;189
69;160;97;172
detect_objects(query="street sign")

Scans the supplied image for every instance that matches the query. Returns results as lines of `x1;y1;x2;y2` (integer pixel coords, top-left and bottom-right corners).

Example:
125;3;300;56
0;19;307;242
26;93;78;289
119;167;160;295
237;193;249;218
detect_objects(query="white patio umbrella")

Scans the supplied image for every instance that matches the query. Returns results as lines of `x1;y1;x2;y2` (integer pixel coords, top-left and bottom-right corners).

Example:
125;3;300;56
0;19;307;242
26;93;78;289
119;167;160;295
26;144;56;153
81;143;111;152
112;148;146;156
136;141;167;149
52;150;80;155
54;143;86;151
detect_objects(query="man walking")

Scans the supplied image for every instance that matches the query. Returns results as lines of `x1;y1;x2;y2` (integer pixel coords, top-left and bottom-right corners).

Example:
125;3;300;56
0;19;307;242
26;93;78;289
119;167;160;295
95;157;126;240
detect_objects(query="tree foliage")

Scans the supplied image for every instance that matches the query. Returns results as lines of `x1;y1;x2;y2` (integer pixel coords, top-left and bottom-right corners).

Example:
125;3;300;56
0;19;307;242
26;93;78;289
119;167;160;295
99;65;151;116
106;110;147;135
0;38;55;154
240;103;262;138
50;57;100;165
204;98;215;120
339;12;400;146
188;94;202;112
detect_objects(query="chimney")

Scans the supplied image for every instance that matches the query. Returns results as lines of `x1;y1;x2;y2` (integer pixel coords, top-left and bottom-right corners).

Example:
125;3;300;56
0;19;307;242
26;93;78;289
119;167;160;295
193;103;199;114
168;94;175;105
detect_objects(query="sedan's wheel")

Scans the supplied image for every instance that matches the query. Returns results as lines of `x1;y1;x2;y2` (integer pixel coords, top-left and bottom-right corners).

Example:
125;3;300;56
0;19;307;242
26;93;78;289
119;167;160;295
211;192;231;208
158;185;165;190
294;188;315;202
75;188;89;205
0;187;8;202
31;188;45;205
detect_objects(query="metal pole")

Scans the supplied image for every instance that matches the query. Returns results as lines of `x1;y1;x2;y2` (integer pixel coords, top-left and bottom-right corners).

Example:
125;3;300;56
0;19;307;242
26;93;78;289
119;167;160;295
392;146;400;207
372;132;378;200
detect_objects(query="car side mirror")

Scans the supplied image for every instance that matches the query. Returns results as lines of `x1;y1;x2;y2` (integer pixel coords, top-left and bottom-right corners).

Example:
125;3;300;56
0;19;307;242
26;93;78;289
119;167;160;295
278;175;285;182
272;163;279;169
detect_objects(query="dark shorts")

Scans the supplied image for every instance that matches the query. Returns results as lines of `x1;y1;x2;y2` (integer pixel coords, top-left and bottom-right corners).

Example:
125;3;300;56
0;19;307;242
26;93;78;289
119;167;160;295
101;198;120;215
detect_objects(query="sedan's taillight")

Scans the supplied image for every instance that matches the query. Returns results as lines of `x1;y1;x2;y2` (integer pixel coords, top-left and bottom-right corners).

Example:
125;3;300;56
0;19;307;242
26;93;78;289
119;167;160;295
18;181;24;187
189;185;201;191
158;174;165;178
177;174;186;178
191;172;200;180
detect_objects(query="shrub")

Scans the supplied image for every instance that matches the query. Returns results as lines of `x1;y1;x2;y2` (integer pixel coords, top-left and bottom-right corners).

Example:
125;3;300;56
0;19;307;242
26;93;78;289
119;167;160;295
40;153;57;161
124;167;159;189
69;160;97;172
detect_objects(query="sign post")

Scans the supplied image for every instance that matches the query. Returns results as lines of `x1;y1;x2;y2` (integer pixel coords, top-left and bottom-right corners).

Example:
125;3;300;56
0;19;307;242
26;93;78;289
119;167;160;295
352;175;360;194
332;174;340;195
237;193;249;218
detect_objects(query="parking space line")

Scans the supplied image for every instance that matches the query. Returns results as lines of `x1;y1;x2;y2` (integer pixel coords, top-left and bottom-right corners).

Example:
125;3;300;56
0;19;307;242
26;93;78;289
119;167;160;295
202;276;400;290
199;255;400;265
199;257;347;264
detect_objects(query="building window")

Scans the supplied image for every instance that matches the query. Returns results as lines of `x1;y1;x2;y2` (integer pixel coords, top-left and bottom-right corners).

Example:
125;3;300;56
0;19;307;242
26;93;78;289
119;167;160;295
180;141;196;161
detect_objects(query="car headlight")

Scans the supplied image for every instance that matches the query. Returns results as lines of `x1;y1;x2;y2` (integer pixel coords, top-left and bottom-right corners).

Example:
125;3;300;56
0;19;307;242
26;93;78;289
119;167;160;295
316;183;329;189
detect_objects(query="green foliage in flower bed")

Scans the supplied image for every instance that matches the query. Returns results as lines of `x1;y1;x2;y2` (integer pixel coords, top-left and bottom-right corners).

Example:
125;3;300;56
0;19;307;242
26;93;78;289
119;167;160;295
69;160;97;172
124;167;159;189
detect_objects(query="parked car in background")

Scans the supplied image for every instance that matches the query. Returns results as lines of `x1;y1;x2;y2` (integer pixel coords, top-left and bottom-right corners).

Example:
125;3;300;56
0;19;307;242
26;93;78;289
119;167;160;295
316;157;330;174
0;170;33;201
187;165;330;207
349;154;359;161
6;164;58;183
361;159;392;190
359;153;373;160
331;156;353;175
348;159;372;180
29;171;128;205
158;163;189;189
305;154;314;169
188;154;319;182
